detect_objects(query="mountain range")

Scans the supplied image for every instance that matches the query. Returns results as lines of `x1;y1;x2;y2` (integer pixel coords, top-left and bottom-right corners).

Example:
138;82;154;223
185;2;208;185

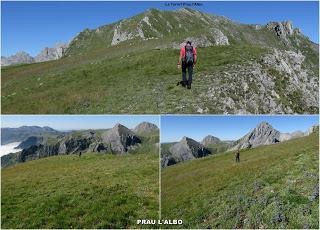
161;122;319;167
1;122;159;168
1;43;68;66
2;8;318;114
1;126;62;145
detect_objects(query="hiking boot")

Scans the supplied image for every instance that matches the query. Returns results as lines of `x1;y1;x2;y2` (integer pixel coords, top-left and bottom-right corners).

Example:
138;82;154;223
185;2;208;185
181;81;187;87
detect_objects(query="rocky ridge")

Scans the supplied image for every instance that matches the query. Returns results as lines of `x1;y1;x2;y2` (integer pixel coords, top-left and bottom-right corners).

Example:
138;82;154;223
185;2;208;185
1;43;68;66
162;122;318;167
1;122;158;168
162;136;211;167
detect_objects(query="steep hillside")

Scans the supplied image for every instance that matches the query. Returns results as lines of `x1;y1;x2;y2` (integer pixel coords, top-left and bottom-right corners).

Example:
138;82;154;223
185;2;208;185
161;133;319;229
1;153;159;228
1;8;318;114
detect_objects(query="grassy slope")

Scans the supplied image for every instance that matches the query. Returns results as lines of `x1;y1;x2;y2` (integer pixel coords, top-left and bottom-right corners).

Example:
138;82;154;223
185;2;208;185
1;44;266;114
1;153;159;229
161;133;319;229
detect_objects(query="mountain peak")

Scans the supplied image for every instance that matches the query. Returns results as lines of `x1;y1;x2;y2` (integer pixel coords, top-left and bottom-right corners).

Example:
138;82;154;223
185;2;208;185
256;121;272;129
201;135;221;146
102;123;140;153
133;122;158;134
166;136;211;165
230;122;280;150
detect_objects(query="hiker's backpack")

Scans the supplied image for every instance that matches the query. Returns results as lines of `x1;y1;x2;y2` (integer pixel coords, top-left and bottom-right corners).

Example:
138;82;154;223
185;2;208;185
185;45;194;65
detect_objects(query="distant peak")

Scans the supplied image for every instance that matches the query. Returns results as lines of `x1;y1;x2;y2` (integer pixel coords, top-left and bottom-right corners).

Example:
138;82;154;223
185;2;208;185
257;121;271;127
181;136;188;141
114;123;125;128
180;136;198;144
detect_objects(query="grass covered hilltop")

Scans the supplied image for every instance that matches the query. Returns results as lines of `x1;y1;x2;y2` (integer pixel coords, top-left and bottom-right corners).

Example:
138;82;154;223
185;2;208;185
1;122;160;229
2;8;318;114
161;132;319;229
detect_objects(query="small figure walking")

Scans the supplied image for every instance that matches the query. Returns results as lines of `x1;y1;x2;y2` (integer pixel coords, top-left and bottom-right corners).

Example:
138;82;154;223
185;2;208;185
79;151;82;157
235;149;240;163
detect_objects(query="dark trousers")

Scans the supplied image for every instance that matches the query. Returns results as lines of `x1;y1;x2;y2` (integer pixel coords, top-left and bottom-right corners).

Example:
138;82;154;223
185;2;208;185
182;61;193;86
236;156;240;163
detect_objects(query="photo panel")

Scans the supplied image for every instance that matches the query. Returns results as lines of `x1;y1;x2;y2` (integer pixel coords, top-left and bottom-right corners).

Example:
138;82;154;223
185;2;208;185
1;1;318;114
1;115;160;229
161;115;319;229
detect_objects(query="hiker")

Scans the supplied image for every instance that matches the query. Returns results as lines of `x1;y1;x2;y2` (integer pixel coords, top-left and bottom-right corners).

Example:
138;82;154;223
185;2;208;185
79;151;82;157
177;41;197;89
235;149;240;163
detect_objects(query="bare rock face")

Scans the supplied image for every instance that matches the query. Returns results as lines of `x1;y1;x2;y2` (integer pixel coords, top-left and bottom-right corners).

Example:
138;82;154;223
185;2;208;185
133;122;159;134
168;136;211;164
16;136;44;150
305;125;319;135
1;51;34;66
57;135;96;154
210;28;229;45
34;43;68;62
201;135;221;146
279;131;305;142
101;123;141;153
2;43;68;66
111;22;135;46
230;122;281;150
267;21;294;39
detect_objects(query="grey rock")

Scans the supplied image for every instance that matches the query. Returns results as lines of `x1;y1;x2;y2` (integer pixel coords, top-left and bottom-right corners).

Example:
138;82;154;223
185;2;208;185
34;43;68;62
310;184;319;202
1;51;34;66
167;136;211;165
266;21;293;39
279;130;304;142
133;122;159;134
102;123;141;153
201;135;221;146
230;122;281;150
305;125;319;136
272;212;286;223
303;224;310;229
2;43;68;66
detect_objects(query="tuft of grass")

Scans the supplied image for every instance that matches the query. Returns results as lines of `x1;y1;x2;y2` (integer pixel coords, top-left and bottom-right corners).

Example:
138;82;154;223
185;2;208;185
161;133;319;229
1;153;159;229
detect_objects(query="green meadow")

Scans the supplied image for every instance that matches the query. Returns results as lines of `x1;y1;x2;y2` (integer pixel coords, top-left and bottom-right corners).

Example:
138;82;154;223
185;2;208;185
161;133;319;229
1;153;159;229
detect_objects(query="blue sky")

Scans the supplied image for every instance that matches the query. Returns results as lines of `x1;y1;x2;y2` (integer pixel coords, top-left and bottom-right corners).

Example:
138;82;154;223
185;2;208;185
161;115;319;142
2;1;318;56
1;115;159;131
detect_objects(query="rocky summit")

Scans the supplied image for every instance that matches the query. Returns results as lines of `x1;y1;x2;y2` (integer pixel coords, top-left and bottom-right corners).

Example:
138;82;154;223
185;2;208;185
1;43;68;66
162;136;211;167
1;51;34;66
201;135;221;146
230;122;281;150
1;123;158;168
133;122;159;134
102;123;141;153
